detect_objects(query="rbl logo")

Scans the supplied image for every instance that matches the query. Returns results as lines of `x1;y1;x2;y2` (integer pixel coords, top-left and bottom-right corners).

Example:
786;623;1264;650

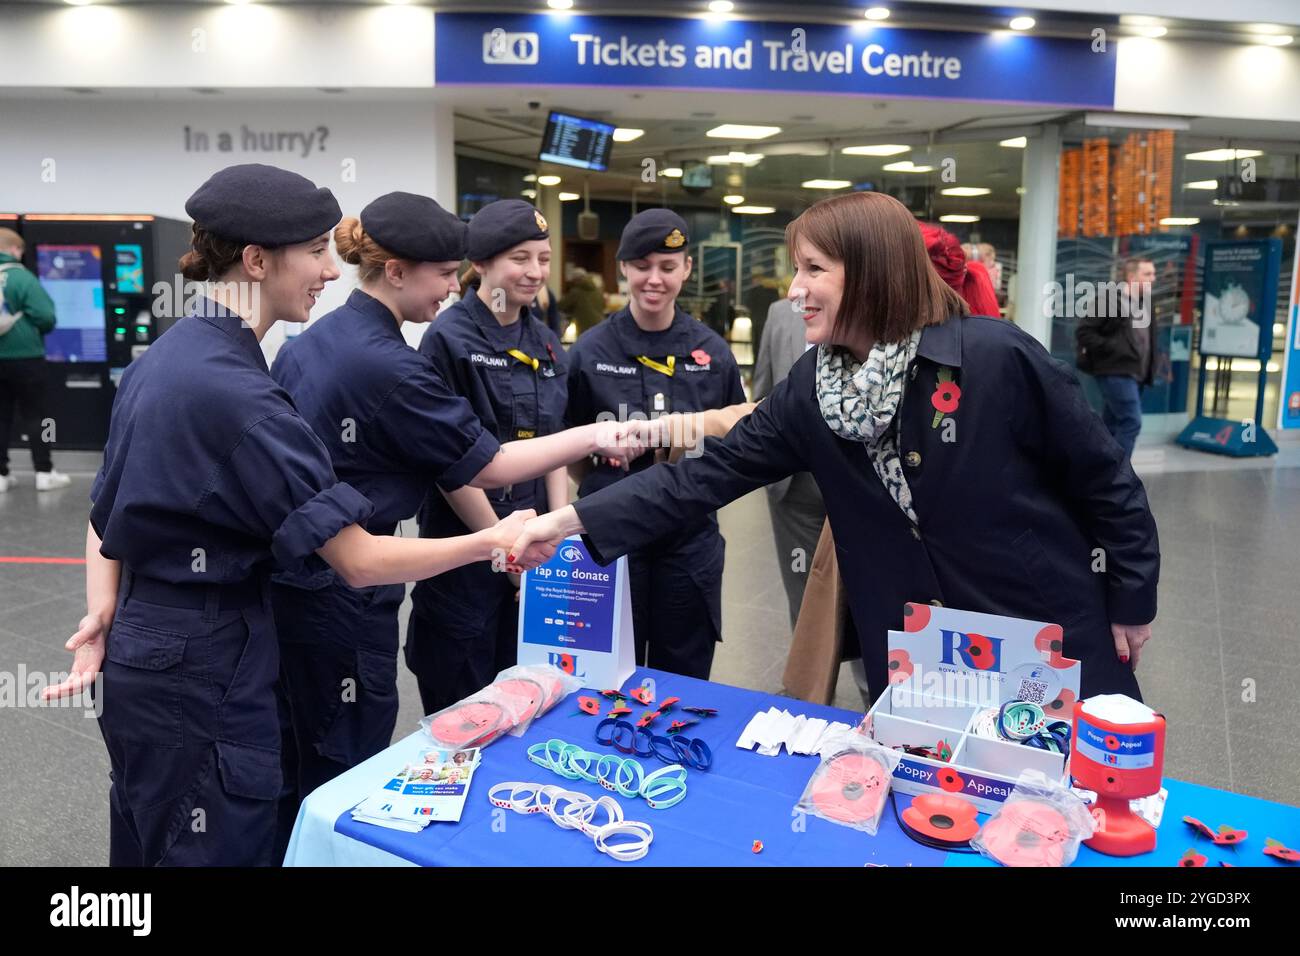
559;545;582;563
939;629;1004;672
548;652;586;679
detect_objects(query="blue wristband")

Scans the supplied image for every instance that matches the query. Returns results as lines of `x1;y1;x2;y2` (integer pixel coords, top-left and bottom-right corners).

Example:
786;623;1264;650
595;717;619;748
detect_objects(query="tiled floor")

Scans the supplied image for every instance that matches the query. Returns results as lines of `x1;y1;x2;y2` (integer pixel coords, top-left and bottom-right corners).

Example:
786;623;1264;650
2;442;1299;865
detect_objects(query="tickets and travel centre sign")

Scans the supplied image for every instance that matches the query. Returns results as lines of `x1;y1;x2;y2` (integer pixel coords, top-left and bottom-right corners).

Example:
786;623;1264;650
433;13;1117;109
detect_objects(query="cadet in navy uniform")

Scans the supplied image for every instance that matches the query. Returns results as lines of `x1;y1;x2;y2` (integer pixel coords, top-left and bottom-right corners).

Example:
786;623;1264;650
42;167;548;867
272;194;637;816
407;200;570;715
509;192;1159;703
563;209;746;680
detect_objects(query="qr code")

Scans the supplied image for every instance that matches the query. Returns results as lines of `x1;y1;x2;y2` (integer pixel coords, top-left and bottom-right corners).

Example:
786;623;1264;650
1017;679;1048;704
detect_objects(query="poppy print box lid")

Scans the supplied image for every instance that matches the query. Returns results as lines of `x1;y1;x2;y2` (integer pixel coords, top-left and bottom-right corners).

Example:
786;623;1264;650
885;603;1081;718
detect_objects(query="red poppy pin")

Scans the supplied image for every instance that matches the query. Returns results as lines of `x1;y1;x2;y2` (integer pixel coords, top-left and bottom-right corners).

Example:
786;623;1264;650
930;366;961;428
936;768;965;793
1178;849;1208;867
1264;838;1300;862
691;348;711;366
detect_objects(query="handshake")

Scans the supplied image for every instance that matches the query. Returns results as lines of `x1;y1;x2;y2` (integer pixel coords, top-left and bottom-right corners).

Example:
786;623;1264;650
489;504;587;576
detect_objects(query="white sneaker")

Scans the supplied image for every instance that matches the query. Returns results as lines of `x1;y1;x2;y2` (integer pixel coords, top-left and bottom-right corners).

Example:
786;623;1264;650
35;470;71;492
0;474;10;493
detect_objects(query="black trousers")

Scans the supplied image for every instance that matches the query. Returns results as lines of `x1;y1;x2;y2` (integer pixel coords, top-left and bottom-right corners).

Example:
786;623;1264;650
0;357;53;475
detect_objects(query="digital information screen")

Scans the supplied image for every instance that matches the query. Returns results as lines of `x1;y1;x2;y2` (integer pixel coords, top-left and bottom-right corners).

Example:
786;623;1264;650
36;244;107;363
538;111;615;172
114;243;144;294
680;162;714;189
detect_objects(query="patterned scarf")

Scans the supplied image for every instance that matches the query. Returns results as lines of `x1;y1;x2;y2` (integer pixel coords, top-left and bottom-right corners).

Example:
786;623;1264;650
816;330;922;524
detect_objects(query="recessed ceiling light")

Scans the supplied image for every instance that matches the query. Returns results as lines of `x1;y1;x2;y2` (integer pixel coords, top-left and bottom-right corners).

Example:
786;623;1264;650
661;167;684;178
883;161;933;173
521;189;538;199
1259;35;1293;46
707;153;764;166
537;174;562;186
841;144;911;156
707;124;783;139
940;187;991;197
733;206;776;215
558;192;580;201
63;0;96;5
802;179;853;189
708;0;735;12
939;214;981;223
1136;26;1167;38
523;174;538;182
999;136;1028;148
1184;180;1218;190
1009;17;1036;31
1161;217;1200;226
723;194;745;205
613;128;645;143
1184;148;1262;161
547;0;574;10
864;7;890;20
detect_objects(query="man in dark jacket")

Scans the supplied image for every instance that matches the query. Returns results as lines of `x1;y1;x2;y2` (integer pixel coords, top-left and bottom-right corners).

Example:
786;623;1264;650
0;228;69;493
1075;257;1155;458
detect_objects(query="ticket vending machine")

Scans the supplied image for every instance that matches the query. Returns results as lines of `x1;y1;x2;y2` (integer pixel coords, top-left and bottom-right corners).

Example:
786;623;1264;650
19;214;190;449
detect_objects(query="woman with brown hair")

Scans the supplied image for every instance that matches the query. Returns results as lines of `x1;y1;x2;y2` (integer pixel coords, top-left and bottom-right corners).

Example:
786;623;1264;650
507;191;1160;703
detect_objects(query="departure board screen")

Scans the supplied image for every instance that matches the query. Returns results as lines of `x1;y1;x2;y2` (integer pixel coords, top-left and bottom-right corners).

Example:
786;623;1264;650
538;111;615;172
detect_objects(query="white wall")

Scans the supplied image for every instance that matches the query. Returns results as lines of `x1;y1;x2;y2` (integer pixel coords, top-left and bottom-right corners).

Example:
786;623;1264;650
932;0;1298;27
0;96;457;360
0;3;432;89
1115;37;1300;123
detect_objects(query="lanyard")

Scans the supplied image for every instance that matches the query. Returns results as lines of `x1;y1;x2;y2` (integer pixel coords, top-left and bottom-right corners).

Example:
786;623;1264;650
635;354;675;377
507;347;540;372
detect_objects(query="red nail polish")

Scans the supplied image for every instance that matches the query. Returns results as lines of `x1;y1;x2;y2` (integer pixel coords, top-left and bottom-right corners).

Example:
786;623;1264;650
507;554;516;563
1120;655;1129;663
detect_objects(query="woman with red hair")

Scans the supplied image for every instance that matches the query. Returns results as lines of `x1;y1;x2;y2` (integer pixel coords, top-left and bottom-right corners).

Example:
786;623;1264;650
917;222;1001;317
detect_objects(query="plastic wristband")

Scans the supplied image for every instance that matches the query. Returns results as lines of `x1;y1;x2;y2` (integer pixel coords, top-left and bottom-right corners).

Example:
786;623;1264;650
594;821;654;862
614;757;646;798
595;717;620;748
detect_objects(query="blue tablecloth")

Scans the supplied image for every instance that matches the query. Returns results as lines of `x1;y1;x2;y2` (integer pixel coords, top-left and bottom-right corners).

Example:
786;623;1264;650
283;667;1300;867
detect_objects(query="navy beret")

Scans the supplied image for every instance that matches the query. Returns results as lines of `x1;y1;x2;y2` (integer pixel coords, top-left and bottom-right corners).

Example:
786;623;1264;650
360;191;466;262
466;199;549;262
185;163;341;247
617;209;689;261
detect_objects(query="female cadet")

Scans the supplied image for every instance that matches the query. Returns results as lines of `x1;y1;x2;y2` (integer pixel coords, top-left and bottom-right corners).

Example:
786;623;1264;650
509;191;1159;704
406;200;570;715
560;208;746;681
269;193;644;833
41;166;547;868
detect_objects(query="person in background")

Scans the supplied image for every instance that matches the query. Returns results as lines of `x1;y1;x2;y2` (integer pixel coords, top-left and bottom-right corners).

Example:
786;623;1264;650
559;267;607;338
977;242;1003;301
0;227;70;492
920;224;1000;318
1075;256;1156;459
530;282;565;338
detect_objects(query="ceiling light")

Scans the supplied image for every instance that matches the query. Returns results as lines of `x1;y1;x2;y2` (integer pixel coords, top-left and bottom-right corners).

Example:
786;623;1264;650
802;179;853;189
864;7;890;20
940;214;980;223
841;144;910;156
1184;148;1262;161
733;206;776;215
708;1;735;12
1259;35;1293;46
613;128;645;143
1160;217;1200;226
1136;26;1167;38
707;153;763;166
1009;17;1035;31
662;167;684;178
521;189;538;199
558;192;580;201
1184;180;1218;190
999;136;1028;148
547;0;574;10
723;194;745;205
707;124;783;139
523;174;538;182
883;161;933;173
940;187;991;197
